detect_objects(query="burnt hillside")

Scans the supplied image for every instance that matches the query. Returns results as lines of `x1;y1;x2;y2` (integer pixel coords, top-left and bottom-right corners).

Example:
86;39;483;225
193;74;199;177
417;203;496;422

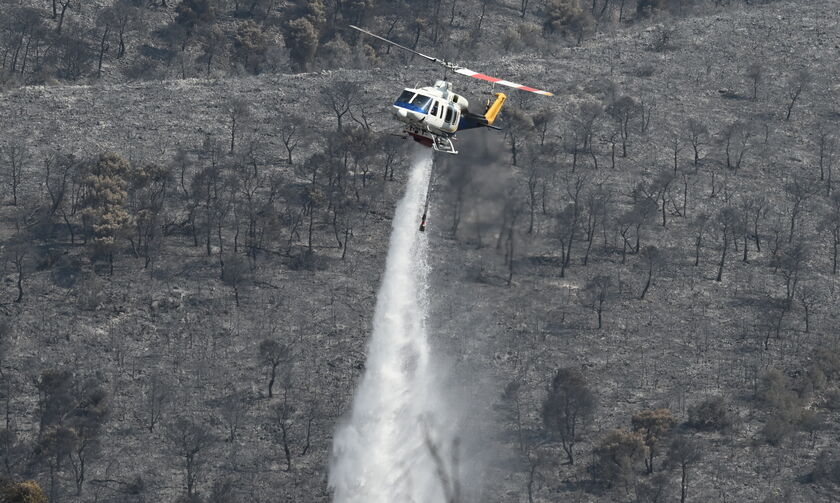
2;0;840;502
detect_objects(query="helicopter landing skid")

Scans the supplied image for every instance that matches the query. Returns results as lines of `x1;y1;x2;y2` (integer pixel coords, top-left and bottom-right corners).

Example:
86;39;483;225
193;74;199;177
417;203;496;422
404;127;457;154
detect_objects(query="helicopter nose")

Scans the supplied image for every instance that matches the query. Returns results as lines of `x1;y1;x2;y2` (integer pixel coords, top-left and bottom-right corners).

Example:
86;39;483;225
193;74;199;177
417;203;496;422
395;107;408;119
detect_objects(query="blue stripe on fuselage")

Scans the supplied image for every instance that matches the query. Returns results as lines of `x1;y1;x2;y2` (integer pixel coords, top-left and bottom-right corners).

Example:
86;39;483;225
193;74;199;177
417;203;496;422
457;116;483;131
394;101;427;114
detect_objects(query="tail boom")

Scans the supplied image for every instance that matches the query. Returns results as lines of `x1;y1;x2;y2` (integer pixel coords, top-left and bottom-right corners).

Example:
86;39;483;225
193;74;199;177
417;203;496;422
483;93;507;125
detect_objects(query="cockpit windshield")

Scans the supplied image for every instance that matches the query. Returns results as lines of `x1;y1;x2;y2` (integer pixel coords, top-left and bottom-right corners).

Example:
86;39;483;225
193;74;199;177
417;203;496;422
409;94;433;112
394;90;433;113
396;90;415;103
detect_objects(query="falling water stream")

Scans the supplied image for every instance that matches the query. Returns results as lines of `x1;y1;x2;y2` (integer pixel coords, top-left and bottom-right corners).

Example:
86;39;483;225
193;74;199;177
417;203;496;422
329;148;452;503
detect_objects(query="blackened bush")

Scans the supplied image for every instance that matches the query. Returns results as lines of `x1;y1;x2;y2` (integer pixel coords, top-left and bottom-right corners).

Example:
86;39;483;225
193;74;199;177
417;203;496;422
174;0;214;35
757;369;801;413
794;365;827;399
75;276;107;311
52;254;83;288
632;64;657;78
543;0;594;45
822;389;840;411
591;428;647;489
501;23;543;52
287;249;327;271
637;0;667;17
810;450;840;485
761;416;792;446
813;347;840;382
687;396;733;432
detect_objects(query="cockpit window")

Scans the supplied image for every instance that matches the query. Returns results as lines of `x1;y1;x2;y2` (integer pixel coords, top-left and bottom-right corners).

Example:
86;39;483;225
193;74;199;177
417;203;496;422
409;94;433;112
396;90;415;103
394;91;433;113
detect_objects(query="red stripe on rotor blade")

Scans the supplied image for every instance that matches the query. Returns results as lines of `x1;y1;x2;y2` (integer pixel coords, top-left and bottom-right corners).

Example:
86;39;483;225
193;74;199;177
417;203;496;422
518;85;553;95
456;67;553;95
470;73;502;83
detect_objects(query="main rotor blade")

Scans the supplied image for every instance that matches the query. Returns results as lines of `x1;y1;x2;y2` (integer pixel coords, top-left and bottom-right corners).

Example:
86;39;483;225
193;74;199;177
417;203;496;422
454;68;554;96
350;25;554;96
348;25;457;70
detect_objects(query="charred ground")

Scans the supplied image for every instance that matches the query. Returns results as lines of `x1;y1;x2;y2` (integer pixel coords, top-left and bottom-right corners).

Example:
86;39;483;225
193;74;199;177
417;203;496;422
2;0;840;502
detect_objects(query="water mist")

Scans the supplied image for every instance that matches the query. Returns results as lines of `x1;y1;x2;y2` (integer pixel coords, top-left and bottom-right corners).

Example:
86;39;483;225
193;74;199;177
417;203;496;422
329;148;455;503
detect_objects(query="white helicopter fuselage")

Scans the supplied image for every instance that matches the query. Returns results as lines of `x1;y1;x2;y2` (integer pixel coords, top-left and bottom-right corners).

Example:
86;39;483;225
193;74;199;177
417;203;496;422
392;80;470;136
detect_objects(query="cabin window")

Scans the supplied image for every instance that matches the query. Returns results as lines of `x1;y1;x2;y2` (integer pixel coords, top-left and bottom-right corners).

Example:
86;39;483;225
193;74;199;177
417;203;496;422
445;106;458;125
430;101;438;117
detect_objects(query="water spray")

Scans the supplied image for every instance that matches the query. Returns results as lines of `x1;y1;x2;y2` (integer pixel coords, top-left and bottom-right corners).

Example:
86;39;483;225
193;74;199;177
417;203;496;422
329;148;452;503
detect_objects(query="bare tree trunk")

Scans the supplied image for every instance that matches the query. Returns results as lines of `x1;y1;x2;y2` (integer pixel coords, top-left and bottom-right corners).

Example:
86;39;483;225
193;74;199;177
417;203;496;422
14;258;24;303
694;234;702;266
230;116;236;154
307;204;315;253
97;25;110;78
268;363;277;398
640;265;652;299
281;422;292;471
477;0;488;30
300;415;314;456
57;0;70;34
118;27;126;58
716;231;727;282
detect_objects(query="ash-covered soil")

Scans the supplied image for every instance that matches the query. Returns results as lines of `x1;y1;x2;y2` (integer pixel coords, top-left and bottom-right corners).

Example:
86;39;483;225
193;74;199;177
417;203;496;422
2;1;840;502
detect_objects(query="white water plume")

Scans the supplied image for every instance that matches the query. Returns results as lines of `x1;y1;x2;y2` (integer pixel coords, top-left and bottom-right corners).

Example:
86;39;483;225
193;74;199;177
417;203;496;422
329;148;455;503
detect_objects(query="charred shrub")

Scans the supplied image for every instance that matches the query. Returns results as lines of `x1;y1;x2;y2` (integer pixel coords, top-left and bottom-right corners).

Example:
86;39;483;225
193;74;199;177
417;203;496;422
636;0;667;18
761;416;793;446
632;64;657;78
591;428;647;490
823;389;840;411
287;249;327;271
809;450;840;485
52;254;83;288
687;396;733;432
74;276;108;311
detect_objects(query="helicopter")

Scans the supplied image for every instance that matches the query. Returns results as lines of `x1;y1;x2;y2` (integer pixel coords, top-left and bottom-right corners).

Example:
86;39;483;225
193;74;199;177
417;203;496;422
349;25;553;156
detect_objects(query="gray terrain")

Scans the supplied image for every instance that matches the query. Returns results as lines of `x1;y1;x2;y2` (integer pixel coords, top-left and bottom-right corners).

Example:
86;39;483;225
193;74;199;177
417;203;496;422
2;0;840;501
